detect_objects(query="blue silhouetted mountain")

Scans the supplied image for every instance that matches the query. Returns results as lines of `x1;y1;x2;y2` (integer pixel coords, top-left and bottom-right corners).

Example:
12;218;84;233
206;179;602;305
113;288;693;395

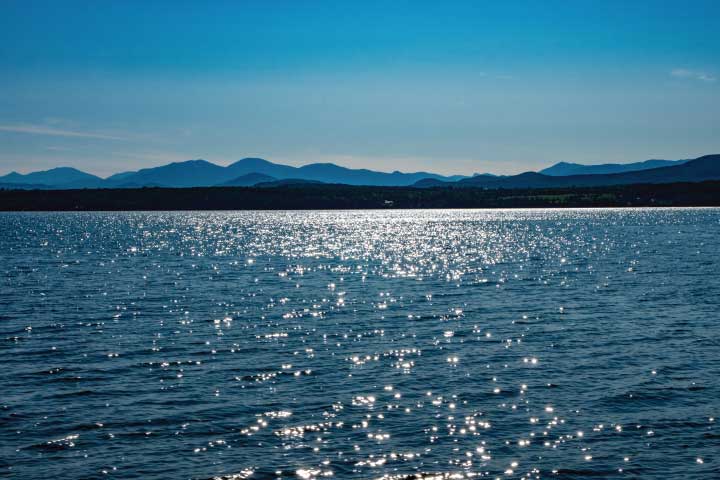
291;163;463;186
221;158;466;186
219;173;277;186
107;160;228;187
105;171;137;182
223;158;299;179
97;158;468;188
414;154;720;188
540;159;688;176
3;155;719;190
0;167;102;187
0;158;487;190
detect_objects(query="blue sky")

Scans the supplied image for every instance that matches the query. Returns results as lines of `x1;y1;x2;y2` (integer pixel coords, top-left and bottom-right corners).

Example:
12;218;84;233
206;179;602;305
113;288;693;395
1;0;719;176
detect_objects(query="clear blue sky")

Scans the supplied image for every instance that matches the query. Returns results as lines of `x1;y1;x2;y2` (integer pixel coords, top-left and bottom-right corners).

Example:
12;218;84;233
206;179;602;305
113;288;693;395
1;0;719;176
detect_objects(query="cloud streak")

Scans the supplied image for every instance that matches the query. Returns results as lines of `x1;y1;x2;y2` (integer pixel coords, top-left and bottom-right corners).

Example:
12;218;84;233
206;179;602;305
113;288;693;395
0;124;126;140
670;69;716;83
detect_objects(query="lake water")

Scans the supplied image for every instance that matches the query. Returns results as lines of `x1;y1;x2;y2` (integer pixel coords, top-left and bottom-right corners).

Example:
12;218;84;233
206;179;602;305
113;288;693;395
1;209;718;479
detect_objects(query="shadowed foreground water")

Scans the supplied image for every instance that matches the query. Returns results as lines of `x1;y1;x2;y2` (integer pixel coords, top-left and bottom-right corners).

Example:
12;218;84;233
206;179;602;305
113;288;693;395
1;209;718;479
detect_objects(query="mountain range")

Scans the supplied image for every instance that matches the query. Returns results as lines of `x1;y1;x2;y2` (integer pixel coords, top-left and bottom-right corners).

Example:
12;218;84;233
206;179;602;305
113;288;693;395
1;155;718;190
414;154;720;189
0;158;468;189
539;159;688;176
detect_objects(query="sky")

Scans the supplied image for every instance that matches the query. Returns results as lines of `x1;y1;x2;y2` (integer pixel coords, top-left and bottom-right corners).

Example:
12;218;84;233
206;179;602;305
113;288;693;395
1;0;719;177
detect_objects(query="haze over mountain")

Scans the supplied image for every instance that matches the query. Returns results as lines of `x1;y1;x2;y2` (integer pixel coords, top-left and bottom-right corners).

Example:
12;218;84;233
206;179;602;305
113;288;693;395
414;154;720;189
540;159;688;176
219;172;277;187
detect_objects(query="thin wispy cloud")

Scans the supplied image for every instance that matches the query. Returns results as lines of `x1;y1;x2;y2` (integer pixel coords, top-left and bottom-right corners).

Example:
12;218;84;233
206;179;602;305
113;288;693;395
670;69;716;83
0;124;126;140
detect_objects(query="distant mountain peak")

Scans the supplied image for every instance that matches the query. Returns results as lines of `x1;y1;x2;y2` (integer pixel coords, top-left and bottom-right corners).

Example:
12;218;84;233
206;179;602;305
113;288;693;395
169;159;212;166
540;159;688;176
0;166;101;187
228;157;277;167
50;166;85;171
416;154;719;189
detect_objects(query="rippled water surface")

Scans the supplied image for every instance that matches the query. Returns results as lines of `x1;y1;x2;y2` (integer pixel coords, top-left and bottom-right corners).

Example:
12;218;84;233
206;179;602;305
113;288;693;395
1;209;719;479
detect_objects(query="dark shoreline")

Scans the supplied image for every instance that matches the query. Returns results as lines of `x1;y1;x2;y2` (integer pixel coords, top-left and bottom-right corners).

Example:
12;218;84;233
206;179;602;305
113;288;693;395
1;181;720;211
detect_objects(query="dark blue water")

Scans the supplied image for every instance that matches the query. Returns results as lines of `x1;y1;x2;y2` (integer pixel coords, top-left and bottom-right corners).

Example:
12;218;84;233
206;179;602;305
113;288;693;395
1;209;719;479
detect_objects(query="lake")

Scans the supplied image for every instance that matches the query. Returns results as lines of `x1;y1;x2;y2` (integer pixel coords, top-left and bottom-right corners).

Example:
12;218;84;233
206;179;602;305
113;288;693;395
1;209;718;479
